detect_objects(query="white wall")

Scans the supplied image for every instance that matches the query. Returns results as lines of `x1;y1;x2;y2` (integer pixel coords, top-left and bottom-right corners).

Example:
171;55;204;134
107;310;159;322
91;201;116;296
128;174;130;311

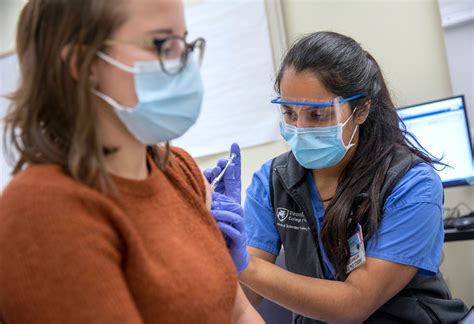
0;0;26;53
438;0;474;135
0;1;25;189
281;0;454;106
444;21;474;134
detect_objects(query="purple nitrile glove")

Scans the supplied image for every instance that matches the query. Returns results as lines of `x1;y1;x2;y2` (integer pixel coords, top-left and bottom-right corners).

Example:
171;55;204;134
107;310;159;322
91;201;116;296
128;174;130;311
203;143;241;204
211;192;249;273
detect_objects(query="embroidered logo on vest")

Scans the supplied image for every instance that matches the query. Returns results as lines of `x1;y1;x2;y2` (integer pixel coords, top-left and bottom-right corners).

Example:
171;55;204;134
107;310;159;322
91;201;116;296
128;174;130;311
276;208;289;222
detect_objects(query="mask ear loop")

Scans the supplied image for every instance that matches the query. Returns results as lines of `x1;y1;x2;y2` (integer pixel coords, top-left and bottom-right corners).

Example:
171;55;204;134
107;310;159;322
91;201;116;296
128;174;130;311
91;88;134;111
97;52;136;74
92;52;137;111
341;105;359;149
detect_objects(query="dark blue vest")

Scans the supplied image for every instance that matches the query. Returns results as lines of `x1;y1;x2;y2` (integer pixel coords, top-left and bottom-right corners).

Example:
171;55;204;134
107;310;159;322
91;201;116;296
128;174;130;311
269;147;467;323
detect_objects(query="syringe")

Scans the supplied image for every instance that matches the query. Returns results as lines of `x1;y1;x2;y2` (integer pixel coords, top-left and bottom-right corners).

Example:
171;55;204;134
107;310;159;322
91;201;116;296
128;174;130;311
210;153;237;190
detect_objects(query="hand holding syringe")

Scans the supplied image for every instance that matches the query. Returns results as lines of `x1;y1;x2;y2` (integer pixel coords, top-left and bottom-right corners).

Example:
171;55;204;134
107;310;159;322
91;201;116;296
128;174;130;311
210;153;237;190
206;144;248;273
203;143;241;204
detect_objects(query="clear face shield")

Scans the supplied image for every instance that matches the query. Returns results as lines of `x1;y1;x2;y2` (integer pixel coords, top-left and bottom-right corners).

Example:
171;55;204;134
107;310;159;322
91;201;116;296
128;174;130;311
271;94;364;128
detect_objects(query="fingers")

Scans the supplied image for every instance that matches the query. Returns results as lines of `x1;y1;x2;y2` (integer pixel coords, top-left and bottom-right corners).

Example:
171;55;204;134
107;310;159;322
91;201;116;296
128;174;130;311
203;169;213;183
212;192;242;210
230;143;241;159
214;144;241;182
223;162;238;181
216;158;238;182
203;166;222;182
206;145;242;204
212;191;233;203
218;222;242;243
211;166;222;178
215;144;241;173
217;158;229;169
212;201;242;216
230;143;241;177
212;209;241;224
214;182;225;193
212;209;245;234
225;236;232;248
223;144;241;183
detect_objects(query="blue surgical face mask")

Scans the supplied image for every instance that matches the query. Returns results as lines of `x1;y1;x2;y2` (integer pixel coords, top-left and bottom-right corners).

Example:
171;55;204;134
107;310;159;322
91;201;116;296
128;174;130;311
92;52;204;145
280;110;358;169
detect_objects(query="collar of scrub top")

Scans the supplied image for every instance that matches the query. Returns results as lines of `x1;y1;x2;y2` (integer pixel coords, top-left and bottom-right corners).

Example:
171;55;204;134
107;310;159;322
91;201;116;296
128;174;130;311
270;93;365;107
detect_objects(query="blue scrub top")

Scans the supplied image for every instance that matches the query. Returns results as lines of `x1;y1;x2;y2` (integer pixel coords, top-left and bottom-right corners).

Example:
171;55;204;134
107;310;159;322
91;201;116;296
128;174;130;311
244;159;444;278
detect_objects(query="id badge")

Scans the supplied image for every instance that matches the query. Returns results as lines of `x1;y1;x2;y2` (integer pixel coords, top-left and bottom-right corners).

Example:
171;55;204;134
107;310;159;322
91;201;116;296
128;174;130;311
346;223;366;274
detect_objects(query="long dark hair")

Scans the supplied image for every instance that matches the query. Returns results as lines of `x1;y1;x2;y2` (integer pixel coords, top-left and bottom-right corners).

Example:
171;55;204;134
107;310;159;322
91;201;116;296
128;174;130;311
275;31;443;277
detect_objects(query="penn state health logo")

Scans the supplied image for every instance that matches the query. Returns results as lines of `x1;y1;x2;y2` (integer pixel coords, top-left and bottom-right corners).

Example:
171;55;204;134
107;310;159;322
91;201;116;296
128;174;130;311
276;208;289;222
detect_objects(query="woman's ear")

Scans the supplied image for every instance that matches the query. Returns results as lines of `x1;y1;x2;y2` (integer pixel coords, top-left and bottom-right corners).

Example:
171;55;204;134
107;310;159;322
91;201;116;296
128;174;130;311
60;45;79;80
60;45;99;85
355;99;371;125
89;51;100;87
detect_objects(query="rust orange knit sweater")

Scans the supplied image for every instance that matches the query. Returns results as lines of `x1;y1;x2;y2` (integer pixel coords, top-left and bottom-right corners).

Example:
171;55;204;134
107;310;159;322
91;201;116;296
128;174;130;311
0;147;237;323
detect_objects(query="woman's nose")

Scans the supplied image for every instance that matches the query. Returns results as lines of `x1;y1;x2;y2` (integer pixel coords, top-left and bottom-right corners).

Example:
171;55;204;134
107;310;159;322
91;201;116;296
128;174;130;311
296;116;313;128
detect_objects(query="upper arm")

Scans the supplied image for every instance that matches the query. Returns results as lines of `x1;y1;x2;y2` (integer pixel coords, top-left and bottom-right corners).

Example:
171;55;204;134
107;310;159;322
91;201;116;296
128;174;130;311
366;163;444;274
0;189;142;323
243;161;282;256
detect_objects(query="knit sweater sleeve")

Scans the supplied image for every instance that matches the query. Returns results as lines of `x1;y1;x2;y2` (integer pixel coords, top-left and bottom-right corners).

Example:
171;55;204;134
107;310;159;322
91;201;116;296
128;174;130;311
0;173;143;323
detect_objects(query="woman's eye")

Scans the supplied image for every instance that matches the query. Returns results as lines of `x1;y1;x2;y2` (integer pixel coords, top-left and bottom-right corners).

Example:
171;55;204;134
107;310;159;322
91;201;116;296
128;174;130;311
162;44;174;56
145;39;159;51
310;110;331;121
282;111;297;120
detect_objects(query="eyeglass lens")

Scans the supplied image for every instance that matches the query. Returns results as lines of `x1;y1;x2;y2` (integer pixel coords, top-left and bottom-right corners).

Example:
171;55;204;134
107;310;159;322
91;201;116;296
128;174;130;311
157;38;204;75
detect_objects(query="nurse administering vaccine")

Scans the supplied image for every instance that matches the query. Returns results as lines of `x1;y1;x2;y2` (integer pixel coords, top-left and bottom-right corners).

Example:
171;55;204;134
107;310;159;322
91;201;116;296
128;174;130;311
206;31;467;323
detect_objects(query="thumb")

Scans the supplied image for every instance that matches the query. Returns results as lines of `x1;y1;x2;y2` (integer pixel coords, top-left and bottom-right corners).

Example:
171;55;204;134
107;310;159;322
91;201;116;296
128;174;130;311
230;143;241;178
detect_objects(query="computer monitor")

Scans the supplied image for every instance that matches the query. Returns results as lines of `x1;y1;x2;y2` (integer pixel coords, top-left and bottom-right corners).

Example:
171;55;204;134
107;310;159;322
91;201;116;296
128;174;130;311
397;95;473;187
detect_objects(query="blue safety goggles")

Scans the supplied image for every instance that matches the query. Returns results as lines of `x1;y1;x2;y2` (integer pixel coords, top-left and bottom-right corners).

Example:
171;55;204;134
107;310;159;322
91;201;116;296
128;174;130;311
271;93;365;107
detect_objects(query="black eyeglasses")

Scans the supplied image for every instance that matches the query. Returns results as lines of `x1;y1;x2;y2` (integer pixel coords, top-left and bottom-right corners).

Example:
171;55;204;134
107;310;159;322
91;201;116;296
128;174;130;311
105;32;206;75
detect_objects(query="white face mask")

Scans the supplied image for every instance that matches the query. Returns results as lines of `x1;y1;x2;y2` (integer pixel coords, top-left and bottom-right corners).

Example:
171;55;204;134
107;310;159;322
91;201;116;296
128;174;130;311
93;52;204;145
